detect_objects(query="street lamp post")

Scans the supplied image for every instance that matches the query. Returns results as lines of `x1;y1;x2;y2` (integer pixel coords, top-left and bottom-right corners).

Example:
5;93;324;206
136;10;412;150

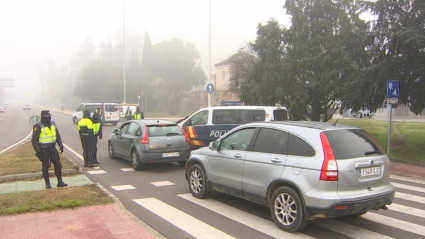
123;0;126;103
208;0;212;107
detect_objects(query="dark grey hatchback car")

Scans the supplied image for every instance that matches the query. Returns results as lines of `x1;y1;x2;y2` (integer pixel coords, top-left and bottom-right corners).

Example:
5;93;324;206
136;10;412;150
108;120;191;170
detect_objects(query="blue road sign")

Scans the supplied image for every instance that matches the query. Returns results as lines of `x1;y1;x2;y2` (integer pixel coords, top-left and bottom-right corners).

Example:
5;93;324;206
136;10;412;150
387;80;400;98
206;83;215;94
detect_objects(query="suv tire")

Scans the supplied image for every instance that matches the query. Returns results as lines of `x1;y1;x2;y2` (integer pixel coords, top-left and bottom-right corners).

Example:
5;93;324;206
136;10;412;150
188;164;210;199
270;186;308;232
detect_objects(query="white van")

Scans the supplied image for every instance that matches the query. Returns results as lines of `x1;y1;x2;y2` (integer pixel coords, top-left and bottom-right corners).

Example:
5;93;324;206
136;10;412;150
72;103;120;125
177;105;289;149
118;105;138;118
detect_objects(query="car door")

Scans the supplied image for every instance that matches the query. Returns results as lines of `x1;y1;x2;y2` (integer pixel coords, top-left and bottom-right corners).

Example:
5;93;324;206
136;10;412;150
242;128;288;203
207;127;257;197
114;123;131;157
120;122;142;159
182;110;210;148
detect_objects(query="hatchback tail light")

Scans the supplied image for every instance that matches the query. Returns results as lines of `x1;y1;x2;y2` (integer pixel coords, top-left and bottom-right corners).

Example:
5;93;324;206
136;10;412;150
141;126;149;144
320;132;338;181
178;126;190;142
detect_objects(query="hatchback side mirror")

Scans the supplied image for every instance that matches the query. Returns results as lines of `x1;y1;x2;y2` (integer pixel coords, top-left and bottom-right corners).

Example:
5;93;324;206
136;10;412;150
113;129;118;135
209;141;219;150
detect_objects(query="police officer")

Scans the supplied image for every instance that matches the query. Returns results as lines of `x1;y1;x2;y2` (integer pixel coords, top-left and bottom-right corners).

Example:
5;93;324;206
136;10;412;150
125;107;132;121
92;109;102;165
32;110;68;189
133;107;144;120
78;109;95;167
94;105;102;120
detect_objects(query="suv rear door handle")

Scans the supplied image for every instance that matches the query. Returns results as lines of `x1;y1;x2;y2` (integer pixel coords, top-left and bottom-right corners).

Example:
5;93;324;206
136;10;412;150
271;158;283;163
234;154;243;158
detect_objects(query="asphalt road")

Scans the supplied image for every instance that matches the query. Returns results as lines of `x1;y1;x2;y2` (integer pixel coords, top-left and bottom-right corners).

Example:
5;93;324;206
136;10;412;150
5;105;425;239
0;104;32;152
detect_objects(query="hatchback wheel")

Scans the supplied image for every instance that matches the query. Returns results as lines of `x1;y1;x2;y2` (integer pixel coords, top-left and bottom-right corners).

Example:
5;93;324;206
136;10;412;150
188;164;210;199
108;142;116;159
270;186;307;232
73;117;78;125
131;149;145;170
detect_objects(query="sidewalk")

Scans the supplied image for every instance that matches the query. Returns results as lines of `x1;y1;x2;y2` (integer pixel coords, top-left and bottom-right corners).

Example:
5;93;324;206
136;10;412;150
390;161;425;179
0;175;164;239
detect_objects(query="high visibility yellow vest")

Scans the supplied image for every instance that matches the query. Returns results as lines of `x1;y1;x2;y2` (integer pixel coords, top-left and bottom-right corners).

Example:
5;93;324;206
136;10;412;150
93;122;100;135
78;118;93;131
134;113;141;120
39;122;57;145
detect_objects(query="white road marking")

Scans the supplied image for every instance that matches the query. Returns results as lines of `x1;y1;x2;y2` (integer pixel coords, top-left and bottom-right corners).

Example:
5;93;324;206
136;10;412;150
387;203;425;219
111;185;136;191
133;198;235;239
390;175;425;185
363;212;425;237
86;170;107;175
120;168;135;172
313;219;394;239
392;182;425;194
0;130;32;154
151;181;175;187
178;193;313;239
63;143;83;161
395;192;425;204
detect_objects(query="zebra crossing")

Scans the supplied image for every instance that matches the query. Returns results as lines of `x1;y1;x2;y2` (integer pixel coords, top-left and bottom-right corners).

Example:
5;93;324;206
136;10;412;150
126;174;425;239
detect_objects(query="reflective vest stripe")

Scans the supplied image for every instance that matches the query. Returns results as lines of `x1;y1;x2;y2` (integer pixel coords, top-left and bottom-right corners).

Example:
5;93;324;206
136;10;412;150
39;123;57;144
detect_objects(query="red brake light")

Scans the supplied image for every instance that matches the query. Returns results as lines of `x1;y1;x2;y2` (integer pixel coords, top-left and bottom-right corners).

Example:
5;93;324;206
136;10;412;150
141;126;149;144
320;132;338;181
178;126;190;142
334;205;347;209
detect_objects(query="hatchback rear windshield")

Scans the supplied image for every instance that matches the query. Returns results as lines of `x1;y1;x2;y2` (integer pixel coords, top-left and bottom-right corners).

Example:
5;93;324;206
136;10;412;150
212;109;266;124
148;125;183;137
325;129;383;160
105;105;118;112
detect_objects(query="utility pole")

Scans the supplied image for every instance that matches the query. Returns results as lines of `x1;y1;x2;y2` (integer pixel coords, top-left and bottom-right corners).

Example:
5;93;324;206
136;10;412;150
123;0;126;103
208;0;212;107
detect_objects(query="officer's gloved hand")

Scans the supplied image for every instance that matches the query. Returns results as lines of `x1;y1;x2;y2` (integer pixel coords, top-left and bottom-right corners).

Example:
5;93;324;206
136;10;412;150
36;151;44;160
59;146;64;153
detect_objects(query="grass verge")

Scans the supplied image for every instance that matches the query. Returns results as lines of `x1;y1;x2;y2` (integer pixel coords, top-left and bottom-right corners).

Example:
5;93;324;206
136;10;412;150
0;142;77;176
0;184;113;216
328;119;424;162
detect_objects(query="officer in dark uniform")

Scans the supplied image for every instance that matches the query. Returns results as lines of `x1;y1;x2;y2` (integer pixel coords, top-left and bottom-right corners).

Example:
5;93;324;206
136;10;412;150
133;107;144;120
78;109;95;167
32;110;68;189
92;109;103;165
125;107;132;121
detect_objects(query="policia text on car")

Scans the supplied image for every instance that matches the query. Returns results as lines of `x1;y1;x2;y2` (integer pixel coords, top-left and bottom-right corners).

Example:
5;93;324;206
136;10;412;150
31;110;68;189
78;109;96;167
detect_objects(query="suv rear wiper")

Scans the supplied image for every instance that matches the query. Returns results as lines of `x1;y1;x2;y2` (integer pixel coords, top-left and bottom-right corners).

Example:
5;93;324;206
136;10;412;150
364;151;382;156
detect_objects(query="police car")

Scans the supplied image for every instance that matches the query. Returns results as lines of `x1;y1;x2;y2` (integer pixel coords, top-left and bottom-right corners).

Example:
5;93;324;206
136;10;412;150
177;105;289;150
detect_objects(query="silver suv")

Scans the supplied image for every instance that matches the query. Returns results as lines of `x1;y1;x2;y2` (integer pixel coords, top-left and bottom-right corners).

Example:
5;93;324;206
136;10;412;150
185;121;395;232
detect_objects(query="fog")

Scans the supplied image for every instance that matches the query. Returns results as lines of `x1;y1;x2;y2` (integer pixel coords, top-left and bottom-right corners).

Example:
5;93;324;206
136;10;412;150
0;0;291;102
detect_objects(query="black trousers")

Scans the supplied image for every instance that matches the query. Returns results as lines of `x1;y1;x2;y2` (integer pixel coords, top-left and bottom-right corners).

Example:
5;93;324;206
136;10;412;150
81;136;94;165
41;146;62;181
93;136;98;161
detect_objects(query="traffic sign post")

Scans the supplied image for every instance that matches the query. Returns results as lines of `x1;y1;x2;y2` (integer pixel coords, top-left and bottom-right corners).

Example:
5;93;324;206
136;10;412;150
206;83;215;94
386;80;400;157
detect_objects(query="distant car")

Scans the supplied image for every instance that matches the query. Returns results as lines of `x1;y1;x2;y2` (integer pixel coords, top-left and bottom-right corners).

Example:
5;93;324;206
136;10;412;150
0;106;4;113
108;120;191;170
185;121;394;232
23;104;31;110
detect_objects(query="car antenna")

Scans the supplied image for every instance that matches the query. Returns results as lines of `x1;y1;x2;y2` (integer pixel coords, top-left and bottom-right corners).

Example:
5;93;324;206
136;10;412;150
332;112;343;126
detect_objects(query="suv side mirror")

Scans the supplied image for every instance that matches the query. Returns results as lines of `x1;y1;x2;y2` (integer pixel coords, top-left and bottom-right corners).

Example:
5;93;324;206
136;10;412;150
209;141;219;150
113;129;118;135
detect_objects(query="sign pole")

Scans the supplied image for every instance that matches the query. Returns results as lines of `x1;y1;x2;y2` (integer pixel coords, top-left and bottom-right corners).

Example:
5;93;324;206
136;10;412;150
387;103;392;156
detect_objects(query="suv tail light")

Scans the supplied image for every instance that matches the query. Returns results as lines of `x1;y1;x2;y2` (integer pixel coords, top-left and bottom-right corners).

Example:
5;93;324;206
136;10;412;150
320;132;338;181
178;126;190;142
141;126;149;144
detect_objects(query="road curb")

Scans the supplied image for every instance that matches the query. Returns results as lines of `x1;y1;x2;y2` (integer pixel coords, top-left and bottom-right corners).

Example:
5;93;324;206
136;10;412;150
95;183;167;239
391;158;425;168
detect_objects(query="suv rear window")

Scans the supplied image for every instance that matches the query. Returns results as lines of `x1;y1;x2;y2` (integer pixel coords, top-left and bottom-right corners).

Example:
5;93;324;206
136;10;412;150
325;129;383;159
105;105;118;112
212;109;265;124
148;125;183;137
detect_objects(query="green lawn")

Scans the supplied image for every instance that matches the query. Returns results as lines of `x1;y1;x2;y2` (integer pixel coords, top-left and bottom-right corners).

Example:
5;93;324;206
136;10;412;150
328;119;424;162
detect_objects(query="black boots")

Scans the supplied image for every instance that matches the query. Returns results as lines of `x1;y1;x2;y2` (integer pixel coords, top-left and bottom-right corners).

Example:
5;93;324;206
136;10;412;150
57;176;68;187
45;178;52;189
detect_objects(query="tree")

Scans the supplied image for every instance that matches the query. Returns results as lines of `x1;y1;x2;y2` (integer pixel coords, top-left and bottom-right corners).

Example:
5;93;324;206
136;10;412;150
359;0;425;114
152;38;206;114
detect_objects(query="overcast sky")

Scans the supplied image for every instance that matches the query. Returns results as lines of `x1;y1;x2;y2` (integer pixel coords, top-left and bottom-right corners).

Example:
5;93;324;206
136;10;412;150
0;0;292;98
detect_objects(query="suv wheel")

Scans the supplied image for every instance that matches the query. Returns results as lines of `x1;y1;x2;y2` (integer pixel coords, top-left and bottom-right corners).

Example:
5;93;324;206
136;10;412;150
108;142;116;159
131;149;145;170
188;164;210;199
270;186;308;232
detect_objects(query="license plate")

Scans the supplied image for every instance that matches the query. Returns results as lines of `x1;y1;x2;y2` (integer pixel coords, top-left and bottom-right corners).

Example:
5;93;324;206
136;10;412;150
359;167;381;177
162;152;179;158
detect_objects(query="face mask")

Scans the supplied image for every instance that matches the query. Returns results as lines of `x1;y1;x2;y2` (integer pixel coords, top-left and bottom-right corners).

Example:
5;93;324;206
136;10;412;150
41;116;51;125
